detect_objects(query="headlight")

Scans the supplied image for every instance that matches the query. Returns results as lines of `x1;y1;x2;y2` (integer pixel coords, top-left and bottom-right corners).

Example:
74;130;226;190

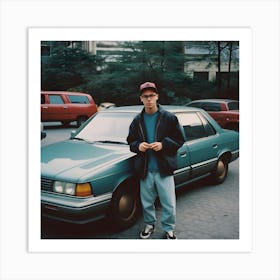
54;181;76;195
53;181;92;196
65;183;76;195
53;181;65;193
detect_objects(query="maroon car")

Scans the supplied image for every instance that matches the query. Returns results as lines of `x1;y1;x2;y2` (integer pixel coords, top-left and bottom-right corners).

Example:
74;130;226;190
187;99;239;131
41;91;98;127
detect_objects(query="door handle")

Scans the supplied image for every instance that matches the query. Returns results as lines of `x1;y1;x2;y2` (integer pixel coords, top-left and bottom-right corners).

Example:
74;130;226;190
42;106;48;109
212;144;218;148
179;151;187;157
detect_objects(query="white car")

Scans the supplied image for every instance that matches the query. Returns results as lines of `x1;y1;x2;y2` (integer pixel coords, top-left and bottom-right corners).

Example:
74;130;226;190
97;102;116;111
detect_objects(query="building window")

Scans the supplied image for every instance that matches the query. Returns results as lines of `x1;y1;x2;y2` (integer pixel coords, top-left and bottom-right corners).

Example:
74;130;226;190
193;72;209;81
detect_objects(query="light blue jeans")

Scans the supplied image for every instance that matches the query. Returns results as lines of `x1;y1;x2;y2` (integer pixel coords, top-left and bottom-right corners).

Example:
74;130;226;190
140;171;176;232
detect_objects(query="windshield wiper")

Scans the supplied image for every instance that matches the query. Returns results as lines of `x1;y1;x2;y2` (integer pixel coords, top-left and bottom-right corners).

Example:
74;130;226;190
72;138;127;145
72;137;86;141
95;140;127;145
72;137;93;143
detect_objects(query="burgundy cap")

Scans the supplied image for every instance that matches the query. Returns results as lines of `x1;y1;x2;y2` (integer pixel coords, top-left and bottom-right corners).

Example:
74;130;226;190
139;82;158;93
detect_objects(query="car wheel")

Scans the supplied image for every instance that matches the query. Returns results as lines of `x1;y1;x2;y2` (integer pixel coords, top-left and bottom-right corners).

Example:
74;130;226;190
61;121;70;126
211;157;228;184
109;181;140;229
77;116;87;127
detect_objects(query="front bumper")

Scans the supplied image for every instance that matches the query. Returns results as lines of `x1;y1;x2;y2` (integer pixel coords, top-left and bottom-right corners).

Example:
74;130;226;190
41;191;112;224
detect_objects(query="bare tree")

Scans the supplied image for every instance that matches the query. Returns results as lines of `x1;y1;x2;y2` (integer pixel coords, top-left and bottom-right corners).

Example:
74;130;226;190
209;41;239;95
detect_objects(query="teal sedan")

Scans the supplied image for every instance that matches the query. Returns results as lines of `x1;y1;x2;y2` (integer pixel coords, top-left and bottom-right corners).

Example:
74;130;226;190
41;106;239;228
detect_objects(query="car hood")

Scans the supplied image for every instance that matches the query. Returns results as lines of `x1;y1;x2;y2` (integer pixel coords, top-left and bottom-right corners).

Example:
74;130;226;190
41;140;134;181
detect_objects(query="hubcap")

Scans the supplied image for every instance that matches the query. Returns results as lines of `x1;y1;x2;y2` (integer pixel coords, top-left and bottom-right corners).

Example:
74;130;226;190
118;194;135;219
217;160;226;179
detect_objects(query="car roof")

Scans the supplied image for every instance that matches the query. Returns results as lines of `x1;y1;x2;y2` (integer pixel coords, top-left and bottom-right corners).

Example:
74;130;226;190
188;99;238;103
101;105;202;114
41;91;90;96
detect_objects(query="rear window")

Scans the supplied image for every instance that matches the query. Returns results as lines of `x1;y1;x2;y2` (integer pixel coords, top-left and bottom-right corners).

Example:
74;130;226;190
188;102;221;111
49;95;64;104
188;102;202;109
68;95;90;104
41;95;46;104
201;102;221;111
227;101;239;110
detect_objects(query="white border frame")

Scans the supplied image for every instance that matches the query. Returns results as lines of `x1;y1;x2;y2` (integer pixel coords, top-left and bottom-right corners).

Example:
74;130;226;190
28;27;252;253
1;0;279;279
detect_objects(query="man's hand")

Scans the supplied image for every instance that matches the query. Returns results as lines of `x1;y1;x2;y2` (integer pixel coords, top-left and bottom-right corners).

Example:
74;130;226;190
139;142;163;152
150;142;163;152
139;142;150;152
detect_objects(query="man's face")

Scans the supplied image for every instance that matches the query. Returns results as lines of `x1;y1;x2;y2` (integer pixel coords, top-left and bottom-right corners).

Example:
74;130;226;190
140;90;159;109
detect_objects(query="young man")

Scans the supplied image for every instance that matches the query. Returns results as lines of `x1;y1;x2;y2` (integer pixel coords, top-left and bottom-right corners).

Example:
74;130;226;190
127;82;184;239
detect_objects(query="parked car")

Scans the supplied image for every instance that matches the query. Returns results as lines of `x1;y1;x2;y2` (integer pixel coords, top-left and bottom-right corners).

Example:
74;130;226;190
186;99;239;131
41;91;98;127
97;102;116;111
41;106;239;228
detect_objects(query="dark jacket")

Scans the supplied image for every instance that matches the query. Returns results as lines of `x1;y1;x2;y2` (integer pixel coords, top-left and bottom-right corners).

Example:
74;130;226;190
127;105;184;179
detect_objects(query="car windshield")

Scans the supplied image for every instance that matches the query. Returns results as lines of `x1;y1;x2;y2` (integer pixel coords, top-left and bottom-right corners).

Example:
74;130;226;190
228;101;239;110
73;112;136;144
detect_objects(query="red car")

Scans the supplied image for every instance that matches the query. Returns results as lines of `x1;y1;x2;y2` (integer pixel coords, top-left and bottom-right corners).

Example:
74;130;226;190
41;91;97;127
187;99;239;131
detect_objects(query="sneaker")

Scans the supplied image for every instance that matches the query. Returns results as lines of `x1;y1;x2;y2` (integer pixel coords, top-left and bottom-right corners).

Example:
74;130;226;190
140;224;154;239
166;231;177;239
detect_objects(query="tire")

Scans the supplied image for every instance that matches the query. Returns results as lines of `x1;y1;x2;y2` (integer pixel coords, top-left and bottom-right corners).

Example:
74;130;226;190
108;181;140;229
61;121;70;126
77;116;87;127
210;157;228;184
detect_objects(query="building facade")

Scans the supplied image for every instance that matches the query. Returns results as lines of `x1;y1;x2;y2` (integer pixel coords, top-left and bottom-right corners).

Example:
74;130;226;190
41;40;239;86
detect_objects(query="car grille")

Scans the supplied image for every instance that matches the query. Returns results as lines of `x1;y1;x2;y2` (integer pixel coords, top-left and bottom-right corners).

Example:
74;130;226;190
41;178;54;192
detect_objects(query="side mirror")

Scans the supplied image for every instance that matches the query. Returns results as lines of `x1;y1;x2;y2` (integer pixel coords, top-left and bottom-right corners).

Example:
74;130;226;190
41;131;47;140
41;122;47;140
70;130;76;139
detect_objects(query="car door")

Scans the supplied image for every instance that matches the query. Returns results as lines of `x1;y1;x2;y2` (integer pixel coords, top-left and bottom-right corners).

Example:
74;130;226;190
42;94;69;121
177;111;218;179
173;113;192;186
174;141;192;186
